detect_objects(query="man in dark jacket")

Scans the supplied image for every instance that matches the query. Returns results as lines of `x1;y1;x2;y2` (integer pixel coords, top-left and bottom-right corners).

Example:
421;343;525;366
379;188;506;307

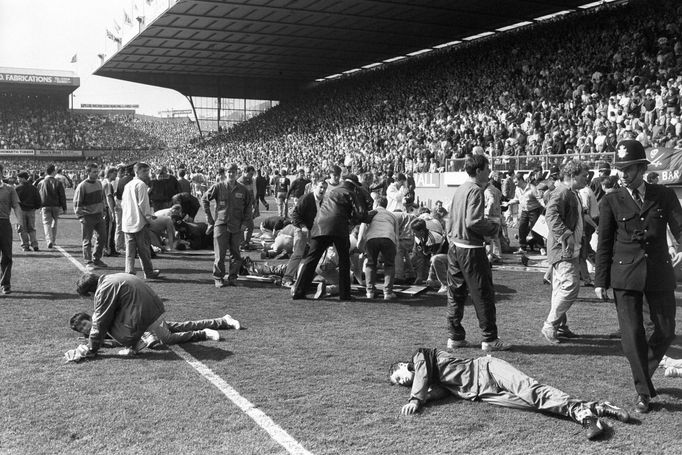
255;168;269;210
149;166;180;211
595;140;682;413
287;168;310;205
541;160;589;344
291;175;369;300
282;178;327;286
15;171;42;252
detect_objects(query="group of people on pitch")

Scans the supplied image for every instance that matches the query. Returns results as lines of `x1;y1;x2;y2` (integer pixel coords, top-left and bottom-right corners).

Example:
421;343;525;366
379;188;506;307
64;139;682;441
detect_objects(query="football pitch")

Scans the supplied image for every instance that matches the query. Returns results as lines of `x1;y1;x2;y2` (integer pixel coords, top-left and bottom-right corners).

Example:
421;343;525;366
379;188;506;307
1;196;681;455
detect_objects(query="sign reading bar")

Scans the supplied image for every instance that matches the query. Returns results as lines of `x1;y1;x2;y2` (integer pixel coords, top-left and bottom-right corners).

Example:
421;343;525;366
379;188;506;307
0;149;34;156
80;104;139;109
35;150;83;157
0;73;78;86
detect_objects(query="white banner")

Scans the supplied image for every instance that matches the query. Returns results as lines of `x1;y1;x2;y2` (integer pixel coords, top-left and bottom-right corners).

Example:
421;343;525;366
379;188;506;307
0;149;34;156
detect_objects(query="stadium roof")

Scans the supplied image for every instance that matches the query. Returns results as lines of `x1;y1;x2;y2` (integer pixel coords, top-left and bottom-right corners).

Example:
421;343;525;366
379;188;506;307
95;0;615;100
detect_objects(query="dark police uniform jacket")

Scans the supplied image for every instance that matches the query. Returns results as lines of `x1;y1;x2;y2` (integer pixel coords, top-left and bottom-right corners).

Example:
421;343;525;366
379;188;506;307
595;183;682;292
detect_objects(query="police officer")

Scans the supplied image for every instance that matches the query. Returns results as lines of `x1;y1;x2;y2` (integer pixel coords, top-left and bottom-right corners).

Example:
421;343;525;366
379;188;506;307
595;139;682;413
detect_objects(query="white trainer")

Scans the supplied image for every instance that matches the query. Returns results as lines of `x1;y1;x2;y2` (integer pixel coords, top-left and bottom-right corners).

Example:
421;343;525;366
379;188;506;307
223;314;241;330
481;339;512;352
204;329;221;341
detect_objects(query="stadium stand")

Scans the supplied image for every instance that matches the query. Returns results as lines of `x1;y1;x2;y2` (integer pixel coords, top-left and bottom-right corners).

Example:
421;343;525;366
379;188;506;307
128;0;681;179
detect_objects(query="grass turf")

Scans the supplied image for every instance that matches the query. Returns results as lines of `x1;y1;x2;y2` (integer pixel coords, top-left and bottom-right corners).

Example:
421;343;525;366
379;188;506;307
0;195;681;454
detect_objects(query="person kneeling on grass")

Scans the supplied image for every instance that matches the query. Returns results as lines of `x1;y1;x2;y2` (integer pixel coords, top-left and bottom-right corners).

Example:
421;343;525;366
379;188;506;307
64;272;241;363
390;348;631;440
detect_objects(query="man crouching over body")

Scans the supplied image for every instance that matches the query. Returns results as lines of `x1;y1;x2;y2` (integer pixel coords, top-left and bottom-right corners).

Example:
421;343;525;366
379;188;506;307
64;272;241;362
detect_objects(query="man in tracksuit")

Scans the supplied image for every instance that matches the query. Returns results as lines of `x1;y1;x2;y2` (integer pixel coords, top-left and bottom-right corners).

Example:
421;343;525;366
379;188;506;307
446;154;509;352
390;347;631;440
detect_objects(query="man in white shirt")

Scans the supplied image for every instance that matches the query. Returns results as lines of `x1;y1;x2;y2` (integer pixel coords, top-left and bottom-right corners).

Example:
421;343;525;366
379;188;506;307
121;162;160;280
387;173;408;212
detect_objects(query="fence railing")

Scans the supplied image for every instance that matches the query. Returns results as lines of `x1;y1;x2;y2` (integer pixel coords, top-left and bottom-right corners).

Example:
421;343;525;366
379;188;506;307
446;152;616;173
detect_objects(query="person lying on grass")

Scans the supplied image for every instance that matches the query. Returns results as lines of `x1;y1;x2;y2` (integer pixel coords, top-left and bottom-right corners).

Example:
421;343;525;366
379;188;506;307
64;272;241;363
390;348;631;440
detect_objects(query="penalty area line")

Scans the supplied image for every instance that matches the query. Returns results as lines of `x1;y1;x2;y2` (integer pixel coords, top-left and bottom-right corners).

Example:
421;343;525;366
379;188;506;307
56;245;313;455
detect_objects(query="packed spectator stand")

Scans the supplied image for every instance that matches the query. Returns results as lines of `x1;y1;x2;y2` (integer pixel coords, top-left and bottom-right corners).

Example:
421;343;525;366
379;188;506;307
1;0;681;185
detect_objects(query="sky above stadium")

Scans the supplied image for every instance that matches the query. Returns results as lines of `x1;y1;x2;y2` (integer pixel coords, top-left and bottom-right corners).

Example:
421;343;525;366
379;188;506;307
0;0;190;115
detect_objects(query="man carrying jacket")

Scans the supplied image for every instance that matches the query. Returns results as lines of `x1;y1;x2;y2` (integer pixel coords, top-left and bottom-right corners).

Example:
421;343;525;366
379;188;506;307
595;139;682;413
541;159;589;344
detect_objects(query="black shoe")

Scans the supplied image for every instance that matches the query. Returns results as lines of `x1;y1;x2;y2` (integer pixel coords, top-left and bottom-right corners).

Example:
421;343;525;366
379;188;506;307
106;251;121;257
520;254;529;266
582;417;605;440
1;287;11;295
557;327;578;338
595;401;630;422
634;394;650;414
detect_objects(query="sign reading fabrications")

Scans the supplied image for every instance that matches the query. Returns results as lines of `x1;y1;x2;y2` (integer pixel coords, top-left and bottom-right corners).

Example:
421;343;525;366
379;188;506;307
35;150;83;157
0;149;34;156
0;73;78;85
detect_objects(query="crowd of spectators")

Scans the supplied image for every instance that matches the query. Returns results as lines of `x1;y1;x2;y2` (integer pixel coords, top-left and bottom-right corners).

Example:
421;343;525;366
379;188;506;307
2;0;682;184
0;95;197;151
144;0;682;179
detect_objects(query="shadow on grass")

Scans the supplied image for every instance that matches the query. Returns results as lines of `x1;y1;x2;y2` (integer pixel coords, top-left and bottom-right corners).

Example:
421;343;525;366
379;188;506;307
155;268;212;275
175;344;234;361
657;388;682;399
4;291;76;300
511;338;622;356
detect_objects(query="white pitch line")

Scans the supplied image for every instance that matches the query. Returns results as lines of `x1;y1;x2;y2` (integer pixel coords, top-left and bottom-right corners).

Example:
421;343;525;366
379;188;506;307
57;245;312;455
170;345;313;455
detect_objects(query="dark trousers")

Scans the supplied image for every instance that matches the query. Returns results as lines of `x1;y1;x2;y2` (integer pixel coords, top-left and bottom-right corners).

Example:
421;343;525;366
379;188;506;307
614;289;676;397
293;235;351;299
106;209;117;253
446;245;498;342
0;219;13;289
518;207;544;250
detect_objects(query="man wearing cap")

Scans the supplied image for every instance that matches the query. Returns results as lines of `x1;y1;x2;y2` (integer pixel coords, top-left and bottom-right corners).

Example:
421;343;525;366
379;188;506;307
203;163;253;287
595;139;682;413
15;171;41;252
